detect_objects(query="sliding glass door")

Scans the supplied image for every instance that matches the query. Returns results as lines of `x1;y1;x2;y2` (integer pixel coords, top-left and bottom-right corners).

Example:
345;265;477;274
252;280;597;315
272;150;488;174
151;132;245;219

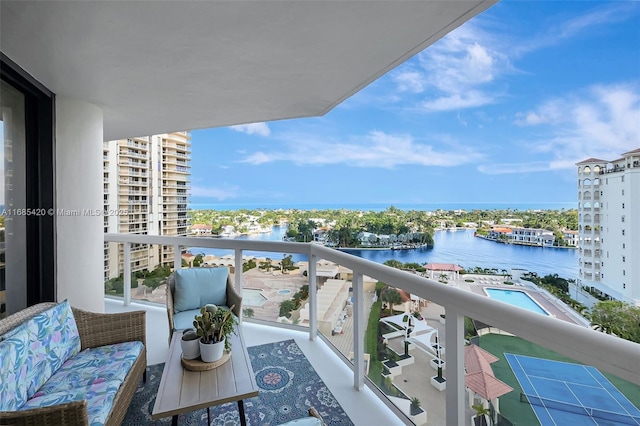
0;80;28;317
0;55;55;318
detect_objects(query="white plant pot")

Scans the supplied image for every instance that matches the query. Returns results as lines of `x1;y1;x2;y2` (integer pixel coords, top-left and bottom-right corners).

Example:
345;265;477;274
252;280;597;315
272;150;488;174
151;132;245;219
200;339;225;363
181;335;201;360
430;358;446;371
431;376;446;391
411;408;428;425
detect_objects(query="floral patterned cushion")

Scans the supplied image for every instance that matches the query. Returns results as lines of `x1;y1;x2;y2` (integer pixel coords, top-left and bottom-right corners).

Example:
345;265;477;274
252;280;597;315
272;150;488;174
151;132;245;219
36;341;143;394
20;380;122;426
0;300;81;403
0;331;30;411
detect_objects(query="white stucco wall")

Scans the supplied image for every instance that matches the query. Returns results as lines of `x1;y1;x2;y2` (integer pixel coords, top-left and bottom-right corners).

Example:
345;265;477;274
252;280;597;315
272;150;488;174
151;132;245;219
55;96;104;312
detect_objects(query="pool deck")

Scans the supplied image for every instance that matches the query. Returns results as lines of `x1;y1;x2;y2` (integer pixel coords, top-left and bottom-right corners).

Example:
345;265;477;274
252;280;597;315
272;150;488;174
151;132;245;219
239;267;308;321
461;279;584;325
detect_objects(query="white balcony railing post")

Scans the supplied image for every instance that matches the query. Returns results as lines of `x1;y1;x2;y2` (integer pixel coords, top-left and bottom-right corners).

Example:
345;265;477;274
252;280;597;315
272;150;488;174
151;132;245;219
445;307;465;426
173;245;181;271
235;248;244;323
308;253;318;341
352;271;365;390
123;242;131;306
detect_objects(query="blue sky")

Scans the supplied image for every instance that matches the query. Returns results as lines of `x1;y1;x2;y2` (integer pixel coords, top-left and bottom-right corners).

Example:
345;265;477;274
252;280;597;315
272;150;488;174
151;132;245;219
189;1;640;210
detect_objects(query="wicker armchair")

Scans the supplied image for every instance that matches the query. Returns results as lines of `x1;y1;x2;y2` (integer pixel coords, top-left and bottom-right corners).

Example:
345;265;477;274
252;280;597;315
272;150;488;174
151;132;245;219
0;302;146;426
165;267;242;341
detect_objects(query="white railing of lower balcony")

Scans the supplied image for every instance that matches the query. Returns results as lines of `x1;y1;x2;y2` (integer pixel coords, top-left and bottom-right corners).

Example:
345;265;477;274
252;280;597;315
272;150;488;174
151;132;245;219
104;233;640;426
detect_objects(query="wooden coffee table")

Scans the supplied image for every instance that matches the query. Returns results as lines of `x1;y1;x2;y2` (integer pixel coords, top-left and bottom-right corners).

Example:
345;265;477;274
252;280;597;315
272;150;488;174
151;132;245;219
152;328;259;425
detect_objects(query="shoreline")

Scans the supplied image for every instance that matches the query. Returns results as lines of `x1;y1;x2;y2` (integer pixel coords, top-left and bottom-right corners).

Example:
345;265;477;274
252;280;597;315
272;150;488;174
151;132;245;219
339;244;433;252
474;233;577;250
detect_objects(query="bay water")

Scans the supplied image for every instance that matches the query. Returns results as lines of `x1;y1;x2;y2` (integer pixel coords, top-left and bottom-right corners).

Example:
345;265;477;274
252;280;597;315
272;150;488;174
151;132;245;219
193;227;578;280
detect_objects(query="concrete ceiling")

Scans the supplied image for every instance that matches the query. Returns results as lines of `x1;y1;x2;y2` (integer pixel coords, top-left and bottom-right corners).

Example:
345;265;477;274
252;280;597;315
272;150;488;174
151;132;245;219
1;1;496;140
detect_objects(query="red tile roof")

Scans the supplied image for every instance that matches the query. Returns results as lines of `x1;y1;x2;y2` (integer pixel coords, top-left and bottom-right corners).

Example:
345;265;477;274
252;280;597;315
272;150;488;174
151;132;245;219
464;345;498;373
191;224;212;229
397;289;412;303
622;148;640;155
465;371;513;400
491;227;512;234
464;344;513;400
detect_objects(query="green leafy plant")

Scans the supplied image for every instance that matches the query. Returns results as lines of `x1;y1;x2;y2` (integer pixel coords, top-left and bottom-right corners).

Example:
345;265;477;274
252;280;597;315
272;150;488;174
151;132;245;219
472;404;491;426
410;397;421;415
193;304;237;351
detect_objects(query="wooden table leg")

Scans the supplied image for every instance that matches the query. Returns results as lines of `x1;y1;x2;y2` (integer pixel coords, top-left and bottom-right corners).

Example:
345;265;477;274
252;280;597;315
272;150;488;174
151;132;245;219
238;400;247;426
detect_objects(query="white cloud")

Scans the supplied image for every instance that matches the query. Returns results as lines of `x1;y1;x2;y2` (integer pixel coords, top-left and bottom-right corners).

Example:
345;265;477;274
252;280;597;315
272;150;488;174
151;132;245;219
478;162;555;175
239;131;485;169
191;185;239;200
515;3;637;55
488;83;640;175
421;38;501;93
422;91;494;112
514;101;564;126
391;3;636;114
392;70;427;93
229;122;271;137
242;152;276;165
392;23;512;111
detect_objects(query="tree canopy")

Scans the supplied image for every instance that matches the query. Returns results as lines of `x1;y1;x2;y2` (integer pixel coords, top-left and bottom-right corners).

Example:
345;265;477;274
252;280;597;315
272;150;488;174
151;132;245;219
589;300;640;343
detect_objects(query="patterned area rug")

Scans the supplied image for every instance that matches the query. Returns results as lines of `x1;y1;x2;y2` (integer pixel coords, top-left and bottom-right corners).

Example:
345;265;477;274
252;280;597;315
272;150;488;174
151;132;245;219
123;339;354;426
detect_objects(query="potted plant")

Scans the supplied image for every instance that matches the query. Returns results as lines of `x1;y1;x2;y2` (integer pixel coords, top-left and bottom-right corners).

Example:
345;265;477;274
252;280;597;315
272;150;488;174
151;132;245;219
193;304;237;362
410;396;427;425
180;328;201;360
472;403;491;426
410;397;421;415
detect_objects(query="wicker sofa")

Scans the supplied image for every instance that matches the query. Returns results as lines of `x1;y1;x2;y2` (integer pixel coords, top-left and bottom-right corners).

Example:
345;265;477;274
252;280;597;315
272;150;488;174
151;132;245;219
0;301;146;426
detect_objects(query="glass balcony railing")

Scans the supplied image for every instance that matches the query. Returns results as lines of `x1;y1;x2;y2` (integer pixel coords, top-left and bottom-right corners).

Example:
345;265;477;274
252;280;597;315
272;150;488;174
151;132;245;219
104;234;640;426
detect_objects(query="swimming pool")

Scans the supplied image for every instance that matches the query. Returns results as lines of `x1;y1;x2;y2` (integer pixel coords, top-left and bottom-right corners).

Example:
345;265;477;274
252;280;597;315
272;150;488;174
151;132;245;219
485;288;549;316
277;289;291;295
243;288;268;306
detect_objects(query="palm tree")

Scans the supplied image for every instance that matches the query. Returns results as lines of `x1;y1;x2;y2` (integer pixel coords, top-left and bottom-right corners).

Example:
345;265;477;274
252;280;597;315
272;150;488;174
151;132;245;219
588;300;625;336
380;287;402;315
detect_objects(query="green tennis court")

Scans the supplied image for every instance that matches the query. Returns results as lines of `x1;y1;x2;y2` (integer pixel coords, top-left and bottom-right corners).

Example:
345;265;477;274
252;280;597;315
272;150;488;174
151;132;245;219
506;353;640;425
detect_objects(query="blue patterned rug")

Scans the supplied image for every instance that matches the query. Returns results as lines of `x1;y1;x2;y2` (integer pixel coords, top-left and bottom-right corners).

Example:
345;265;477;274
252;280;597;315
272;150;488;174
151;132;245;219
123;339;354;425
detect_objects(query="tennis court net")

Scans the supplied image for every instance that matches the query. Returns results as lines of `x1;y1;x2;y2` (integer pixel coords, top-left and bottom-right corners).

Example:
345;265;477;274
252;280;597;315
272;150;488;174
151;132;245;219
520;393;640;425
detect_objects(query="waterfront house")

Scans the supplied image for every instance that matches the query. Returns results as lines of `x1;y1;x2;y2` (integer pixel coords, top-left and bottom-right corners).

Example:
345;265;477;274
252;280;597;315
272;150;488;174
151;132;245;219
562;229;579;247
487;226;555;247
510;227;555;247
2;2;638;425
190;224;212;235
487;227;512;241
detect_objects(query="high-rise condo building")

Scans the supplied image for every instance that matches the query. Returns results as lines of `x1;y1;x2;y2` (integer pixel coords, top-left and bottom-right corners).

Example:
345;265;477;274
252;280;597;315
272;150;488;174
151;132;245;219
576;148;640;306
103;132;191;280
